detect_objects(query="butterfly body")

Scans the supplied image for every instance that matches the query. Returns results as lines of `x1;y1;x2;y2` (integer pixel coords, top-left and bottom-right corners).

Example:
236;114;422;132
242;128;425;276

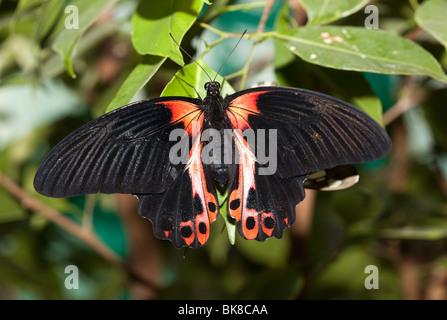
34;82;392;249
200;82;233;189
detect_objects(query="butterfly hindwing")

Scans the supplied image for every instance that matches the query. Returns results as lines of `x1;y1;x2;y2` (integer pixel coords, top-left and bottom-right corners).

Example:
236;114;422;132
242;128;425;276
303;164;360;191
226;129;306;240
33;97;202;197
136;134;219;248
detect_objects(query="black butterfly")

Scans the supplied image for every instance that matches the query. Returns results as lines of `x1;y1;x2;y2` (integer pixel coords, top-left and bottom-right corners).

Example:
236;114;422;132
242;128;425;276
34;81;391;248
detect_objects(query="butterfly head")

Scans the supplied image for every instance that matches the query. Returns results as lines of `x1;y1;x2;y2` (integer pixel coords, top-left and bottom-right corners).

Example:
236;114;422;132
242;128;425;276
204;82;221;98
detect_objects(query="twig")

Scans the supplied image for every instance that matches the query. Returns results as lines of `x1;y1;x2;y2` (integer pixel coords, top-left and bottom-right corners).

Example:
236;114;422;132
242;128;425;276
256;0;275;34
0;171;161;292
238;0;276;90
382;78;425;126
404;27;424;41
289;0;308;26
197;21;248;38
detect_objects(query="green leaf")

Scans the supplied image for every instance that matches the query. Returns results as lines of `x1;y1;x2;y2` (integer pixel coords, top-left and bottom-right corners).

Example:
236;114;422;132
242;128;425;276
236;267;303;299
52;0;118;78
310;245;395;299
300;0;369;25
216;188;236;245
415;0;447;51
34;0;64;42
161;59;235;98
273;1;297;68
131;0;203;66
275;26;447;83
330;189;383;225
105;56;166;113
235;231;291;268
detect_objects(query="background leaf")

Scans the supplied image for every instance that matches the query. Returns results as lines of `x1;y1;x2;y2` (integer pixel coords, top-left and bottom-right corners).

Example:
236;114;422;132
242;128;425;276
131;0;203;66
33;0;64;42
52;0;118;78
300;0;369;25
161;59;235;98
235;232;291;269
105;56;166;113
415;0;447;51
0;189;26;223
275;26;447;83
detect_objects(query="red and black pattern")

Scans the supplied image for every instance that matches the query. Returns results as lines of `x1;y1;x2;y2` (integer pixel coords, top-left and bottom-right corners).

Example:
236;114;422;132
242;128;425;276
34;82;391;249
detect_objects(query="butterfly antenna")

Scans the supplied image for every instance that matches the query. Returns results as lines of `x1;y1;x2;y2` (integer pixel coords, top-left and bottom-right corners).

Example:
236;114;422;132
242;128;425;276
213;29;247;82
169;33;213;83
174;74;202;99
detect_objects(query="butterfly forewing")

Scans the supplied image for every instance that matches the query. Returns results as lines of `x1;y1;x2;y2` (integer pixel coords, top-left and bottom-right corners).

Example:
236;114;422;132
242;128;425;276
33;97;202;197
226;87;391;179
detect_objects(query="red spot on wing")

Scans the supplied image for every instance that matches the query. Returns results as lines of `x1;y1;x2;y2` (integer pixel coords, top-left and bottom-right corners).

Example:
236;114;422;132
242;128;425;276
186;136;218;246
157;100;203;136
179;221;195;246
243;211;259;240
261;212;275;237
227;91;266;130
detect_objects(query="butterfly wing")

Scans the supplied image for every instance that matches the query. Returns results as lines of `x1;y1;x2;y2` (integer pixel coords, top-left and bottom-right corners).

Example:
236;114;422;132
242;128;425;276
225;86;391;240
225;133;306;240
303;164;359;191
34;97;203;197
227;86;391;178
136;135;219;248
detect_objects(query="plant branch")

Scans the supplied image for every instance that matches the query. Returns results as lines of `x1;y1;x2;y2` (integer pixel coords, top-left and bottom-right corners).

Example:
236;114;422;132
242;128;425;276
382;77;425;126
238;0;276;89
256;0;275;34
197;21;248;38
0;171;161;292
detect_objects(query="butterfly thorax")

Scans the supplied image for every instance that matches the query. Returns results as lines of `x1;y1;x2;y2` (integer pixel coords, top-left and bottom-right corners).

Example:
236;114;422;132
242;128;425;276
202;82;227;124
202;82;232;189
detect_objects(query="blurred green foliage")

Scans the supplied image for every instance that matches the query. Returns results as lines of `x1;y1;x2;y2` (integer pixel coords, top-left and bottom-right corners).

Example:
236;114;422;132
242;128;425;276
1;0;447;300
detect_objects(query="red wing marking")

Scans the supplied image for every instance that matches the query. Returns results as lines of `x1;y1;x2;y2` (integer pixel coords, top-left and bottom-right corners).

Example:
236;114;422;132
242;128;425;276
157;100;203;136
227;91;266;131
185;135;218;246
261;212;275;237
228;130;259;240
228;126;278;240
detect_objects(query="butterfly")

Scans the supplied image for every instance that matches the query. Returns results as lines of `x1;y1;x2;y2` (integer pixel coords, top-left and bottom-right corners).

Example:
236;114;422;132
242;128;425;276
34;80;392;249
